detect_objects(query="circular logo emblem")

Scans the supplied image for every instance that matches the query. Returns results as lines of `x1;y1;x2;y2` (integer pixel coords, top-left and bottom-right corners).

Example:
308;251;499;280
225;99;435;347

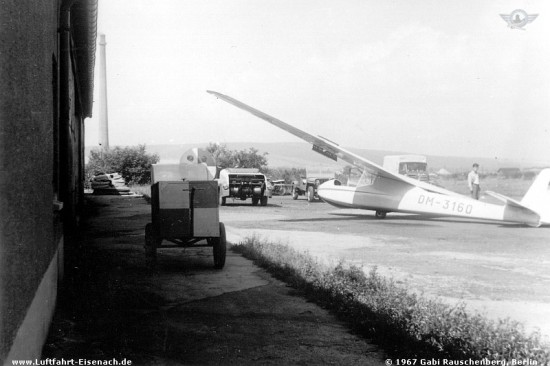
509;9;528;27
187;155;194;162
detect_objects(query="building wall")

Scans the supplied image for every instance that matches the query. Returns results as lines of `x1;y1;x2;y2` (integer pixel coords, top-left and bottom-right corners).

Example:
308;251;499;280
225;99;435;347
0;0;92;362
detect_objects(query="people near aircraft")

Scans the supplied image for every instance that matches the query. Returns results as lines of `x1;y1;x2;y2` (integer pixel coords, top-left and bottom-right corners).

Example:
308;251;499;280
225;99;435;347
208;91;549;227
468;163;480;200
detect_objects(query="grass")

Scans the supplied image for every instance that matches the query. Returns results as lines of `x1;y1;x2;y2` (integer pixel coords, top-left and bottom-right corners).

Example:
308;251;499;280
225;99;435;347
439;177;534;200
233;235;550;360
129;184;151;202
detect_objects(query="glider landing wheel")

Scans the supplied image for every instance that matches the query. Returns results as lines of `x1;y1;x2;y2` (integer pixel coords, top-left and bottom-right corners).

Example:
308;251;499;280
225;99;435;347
375;211;387;219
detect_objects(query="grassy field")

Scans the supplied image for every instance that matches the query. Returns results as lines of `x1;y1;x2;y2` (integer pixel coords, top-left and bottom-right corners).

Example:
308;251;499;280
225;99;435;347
438;176;534;200
233;236;549;361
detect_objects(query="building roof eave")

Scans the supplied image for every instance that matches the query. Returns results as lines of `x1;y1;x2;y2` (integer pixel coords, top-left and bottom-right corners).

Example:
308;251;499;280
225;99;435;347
70;0;98;118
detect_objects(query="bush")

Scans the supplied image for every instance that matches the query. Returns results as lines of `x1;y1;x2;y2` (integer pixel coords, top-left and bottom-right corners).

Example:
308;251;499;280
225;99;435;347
233;236;550;361
264;167;306;183
206;143;269;173
86;144;160;185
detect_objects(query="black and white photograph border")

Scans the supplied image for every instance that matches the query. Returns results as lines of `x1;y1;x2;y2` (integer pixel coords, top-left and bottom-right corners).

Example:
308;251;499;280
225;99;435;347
1;1;549;365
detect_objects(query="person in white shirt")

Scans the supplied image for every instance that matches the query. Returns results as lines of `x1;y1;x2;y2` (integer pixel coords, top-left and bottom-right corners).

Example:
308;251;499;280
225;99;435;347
467;163;480;200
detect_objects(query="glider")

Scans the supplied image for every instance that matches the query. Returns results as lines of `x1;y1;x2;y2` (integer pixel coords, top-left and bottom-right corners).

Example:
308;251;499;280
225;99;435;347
207;91;550;227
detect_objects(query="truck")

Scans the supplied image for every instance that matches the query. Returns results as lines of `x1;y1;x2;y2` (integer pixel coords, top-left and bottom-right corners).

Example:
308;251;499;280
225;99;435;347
382;155;430;182
292;167;334;202
218;168;272;206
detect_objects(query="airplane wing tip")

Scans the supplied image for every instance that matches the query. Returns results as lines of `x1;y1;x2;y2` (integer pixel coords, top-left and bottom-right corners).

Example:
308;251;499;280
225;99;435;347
207;90;225;98
207;90;233;102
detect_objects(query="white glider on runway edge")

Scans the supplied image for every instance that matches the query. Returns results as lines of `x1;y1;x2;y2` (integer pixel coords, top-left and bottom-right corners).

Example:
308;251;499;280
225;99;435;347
207;91;550;227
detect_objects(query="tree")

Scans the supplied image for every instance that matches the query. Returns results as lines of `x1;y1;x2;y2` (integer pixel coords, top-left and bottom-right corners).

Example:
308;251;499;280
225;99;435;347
206;143;269;173
265;167;305;183
206;143;234;171
233;147;268;172
86;144;160;185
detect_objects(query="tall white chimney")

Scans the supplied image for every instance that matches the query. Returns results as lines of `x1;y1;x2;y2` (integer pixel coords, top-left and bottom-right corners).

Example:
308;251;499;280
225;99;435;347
98;34;109;150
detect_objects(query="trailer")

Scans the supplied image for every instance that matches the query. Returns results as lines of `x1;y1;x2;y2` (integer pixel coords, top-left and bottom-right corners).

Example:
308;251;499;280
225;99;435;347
145;170;226;269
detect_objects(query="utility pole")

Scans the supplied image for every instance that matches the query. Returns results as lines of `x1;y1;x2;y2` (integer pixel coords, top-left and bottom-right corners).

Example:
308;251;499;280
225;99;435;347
98;34;109;150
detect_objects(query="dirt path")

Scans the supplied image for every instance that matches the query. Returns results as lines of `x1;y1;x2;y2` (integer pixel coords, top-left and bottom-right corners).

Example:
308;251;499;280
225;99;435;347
43;195;386;365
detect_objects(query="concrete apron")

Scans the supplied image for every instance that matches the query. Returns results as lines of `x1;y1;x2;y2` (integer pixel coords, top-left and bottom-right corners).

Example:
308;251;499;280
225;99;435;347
151;249;270;307
42;195;386;365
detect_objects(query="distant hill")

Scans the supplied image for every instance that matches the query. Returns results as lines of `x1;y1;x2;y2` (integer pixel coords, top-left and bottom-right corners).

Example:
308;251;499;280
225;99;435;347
85;142;546;174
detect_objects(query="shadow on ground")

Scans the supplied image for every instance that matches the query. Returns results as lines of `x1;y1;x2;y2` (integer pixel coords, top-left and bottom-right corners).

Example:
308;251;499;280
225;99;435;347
43;195;385;365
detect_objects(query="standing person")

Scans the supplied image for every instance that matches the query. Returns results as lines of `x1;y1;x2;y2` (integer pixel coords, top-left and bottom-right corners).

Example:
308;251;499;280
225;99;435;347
468;163;481;200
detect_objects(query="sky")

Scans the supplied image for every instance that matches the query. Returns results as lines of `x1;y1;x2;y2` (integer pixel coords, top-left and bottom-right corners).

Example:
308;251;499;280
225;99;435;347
85;0;550;164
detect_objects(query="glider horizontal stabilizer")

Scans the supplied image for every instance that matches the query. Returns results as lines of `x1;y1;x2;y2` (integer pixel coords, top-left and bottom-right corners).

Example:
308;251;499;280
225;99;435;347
485;191;525;209
485;191;541;227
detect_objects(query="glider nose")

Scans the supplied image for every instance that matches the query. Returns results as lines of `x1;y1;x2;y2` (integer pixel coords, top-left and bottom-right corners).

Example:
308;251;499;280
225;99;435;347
317;179;354;208
316;180;335;200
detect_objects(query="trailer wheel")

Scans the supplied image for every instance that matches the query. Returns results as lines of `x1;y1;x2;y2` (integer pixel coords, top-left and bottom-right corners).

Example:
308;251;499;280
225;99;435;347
307;186;315;202
252;197;259;206
292;188;299;200
260;196;268;206
145;223;158;258
375;211;387;219
213;223;226;269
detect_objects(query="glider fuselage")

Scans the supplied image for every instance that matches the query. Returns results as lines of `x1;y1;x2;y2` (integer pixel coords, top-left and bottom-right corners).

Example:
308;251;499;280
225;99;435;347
207;90;548;227
317;179;541;226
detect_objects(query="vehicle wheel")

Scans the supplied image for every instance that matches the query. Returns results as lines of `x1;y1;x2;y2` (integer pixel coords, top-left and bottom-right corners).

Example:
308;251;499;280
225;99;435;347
220;196;226;206
375;211;387;219
145;223;158;258
260;196;268;206
292;188;298;200
252;197;259;206
213;222;226;269
307;186;315;202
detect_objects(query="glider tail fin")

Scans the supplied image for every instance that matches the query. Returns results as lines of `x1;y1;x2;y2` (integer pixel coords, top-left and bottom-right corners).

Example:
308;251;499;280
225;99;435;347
521;168;550;224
